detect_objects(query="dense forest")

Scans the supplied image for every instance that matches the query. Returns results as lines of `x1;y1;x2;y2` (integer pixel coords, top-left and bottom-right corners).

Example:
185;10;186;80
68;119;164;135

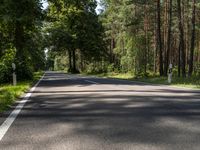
0;0;46;83
99;0;200;78
0;0;200;84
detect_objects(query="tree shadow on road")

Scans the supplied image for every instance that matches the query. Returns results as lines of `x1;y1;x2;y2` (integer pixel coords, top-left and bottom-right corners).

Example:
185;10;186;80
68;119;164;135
13;88;200;149
2;72;200;149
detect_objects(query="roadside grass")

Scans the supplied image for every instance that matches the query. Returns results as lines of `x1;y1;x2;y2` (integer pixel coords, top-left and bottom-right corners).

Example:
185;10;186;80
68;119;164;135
0;71;44;112
135;76;200;89
87;72;200;89
88;72;135;79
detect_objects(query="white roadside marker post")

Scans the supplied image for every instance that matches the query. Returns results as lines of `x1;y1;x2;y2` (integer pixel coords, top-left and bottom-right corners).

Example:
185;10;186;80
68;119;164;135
12;63;17;86
168;64;173;84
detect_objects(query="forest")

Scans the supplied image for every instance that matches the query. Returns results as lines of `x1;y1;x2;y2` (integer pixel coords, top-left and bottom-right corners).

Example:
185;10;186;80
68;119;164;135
0;0;200;84
99;0;200;78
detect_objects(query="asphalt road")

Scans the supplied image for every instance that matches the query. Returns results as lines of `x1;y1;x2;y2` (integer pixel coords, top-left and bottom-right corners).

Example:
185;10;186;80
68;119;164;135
0;71;200;150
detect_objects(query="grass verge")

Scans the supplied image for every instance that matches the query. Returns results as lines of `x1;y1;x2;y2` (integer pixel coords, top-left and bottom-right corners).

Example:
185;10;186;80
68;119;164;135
86;72;200;89
0;72;44;112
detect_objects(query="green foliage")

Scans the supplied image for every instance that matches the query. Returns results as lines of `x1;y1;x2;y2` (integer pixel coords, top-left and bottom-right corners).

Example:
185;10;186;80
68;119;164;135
0;82;29;112
46;0;107;72
107;63;115;72
54;54;68;71
25;31;46;71
0;0;45;82
0;48;16;83
0;71;44;112
100;0;200;78
16;61;34;80
89;72;200;89
99;0;153;75
83;62;107;74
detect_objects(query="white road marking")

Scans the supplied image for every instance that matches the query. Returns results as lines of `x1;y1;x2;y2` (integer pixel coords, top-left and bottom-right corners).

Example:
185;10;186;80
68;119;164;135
0;73;45;141
85;80;98;84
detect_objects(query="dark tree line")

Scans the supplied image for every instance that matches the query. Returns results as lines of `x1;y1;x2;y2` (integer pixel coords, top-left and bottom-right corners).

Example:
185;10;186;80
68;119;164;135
0;0;46;83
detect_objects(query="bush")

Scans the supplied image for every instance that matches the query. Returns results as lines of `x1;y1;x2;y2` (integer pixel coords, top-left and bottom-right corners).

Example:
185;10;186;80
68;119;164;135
0;63;13;83
0;48;15;84
107;63;115;72
83;63;104;74
0;90;14;111
0;48;34;83
15;61;33;81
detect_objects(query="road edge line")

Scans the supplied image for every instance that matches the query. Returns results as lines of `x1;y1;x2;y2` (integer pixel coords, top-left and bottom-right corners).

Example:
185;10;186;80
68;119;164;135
0;73;45;141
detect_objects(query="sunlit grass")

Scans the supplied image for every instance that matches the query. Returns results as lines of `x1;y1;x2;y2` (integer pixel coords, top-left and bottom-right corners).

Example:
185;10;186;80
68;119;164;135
94;72;136;79
0;71;44;112
88;72;200;89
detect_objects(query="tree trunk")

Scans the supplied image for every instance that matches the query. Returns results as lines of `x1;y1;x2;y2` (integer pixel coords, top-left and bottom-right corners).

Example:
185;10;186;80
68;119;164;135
177;0;186;77
178;42;181;77
68;50;72;72
188;0;196;77
157;0;164;76
154;23;157;74
0;33;3;57
185;0;190;68
15;21;24;60
144;3;148;75
163;0;168;76
164;0;172;76
72;49;77;73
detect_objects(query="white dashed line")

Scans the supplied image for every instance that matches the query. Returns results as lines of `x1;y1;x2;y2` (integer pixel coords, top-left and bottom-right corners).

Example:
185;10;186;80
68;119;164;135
85;80;98;84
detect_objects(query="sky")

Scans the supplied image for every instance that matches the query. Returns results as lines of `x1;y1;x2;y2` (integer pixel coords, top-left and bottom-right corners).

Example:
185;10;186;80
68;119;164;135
95;0;102;14
42;0;102;14
42;0;48;10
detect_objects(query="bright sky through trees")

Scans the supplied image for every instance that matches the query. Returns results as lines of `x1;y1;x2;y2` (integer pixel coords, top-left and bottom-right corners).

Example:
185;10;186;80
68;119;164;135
96;0;102;14
42;0;101;14
42;0;48;10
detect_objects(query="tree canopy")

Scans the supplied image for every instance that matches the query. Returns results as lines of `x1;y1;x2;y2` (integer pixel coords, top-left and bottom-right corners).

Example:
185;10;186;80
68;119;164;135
0;0;200;84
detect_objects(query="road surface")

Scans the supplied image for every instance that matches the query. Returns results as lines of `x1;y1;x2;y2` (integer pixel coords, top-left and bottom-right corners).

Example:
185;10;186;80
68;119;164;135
0;72;200;150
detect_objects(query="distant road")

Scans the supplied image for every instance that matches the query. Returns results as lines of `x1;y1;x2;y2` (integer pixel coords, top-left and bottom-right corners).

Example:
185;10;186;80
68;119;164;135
0;71;200;150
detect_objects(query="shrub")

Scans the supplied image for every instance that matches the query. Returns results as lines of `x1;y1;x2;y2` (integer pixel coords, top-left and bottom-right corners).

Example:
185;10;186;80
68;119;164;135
0;48;15;83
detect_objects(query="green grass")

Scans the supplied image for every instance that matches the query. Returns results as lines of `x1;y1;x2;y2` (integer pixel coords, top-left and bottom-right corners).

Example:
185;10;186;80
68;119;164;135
0;71;44;112
87;72;200;89
88;72;135;79
134;76;200;89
